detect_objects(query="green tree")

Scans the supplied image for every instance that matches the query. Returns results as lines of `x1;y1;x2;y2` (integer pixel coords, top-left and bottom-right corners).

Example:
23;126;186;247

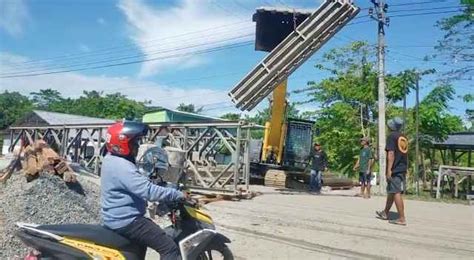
433;1;473;81
176;103;203;114
295;41;422;174
30;89;64;110
463;93;474;130
68;91;149;120
245;102;303;125
220;113;241;121
244;102;304;138
28;89;150;120
417;85;463;141
0;91;33;129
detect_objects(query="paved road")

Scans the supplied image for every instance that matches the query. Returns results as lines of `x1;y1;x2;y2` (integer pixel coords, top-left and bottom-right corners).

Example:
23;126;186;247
2;156;472;260
153;186;473;260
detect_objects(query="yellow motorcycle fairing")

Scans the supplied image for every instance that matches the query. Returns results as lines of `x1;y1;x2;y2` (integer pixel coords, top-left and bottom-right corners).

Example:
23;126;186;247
184;205;213;225
61;237;126;260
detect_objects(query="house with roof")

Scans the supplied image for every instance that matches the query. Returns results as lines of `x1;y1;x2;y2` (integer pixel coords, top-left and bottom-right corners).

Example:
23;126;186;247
1;110;115;155
1;109;227;155
142;108;225;123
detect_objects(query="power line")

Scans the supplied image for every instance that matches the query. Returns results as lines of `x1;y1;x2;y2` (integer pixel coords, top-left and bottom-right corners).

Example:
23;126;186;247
1;33;254;76
391;0;455;7
0;42;253;78
390;9;463;18
346;8;464;26
5;23;252;70
4;1;463;71
2;4;467;79
389;5;464;13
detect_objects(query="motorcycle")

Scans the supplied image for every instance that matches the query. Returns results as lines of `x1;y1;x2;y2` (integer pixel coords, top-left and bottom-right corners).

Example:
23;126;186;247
15;145;234;260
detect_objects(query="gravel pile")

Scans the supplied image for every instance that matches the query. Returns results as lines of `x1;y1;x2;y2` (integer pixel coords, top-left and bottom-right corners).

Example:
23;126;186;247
0;172;101;259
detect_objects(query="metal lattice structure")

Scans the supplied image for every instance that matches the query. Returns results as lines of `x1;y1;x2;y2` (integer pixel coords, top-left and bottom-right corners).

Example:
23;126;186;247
229;0;359;111
8;121;256;195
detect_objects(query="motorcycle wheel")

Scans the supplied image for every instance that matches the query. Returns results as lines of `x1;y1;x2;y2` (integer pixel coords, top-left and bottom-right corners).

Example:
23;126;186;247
197;243;234;260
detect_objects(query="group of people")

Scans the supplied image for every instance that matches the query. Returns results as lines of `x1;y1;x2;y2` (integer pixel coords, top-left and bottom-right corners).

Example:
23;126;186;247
307;117;408;226
98;117;409;259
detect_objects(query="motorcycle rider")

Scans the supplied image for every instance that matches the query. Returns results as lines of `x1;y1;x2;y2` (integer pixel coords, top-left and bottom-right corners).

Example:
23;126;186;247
101;121;185;260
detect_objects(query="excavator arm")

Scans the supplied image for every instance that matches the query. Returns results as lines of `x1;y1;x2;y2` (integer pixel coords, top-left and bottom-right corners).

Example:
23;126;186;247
261;80;287;164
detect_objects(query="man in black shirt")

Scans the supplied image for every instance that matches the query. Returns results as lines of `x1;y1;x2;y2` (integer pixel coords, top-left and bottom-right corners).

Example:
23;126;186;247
308;142;328;194
376;117;408;226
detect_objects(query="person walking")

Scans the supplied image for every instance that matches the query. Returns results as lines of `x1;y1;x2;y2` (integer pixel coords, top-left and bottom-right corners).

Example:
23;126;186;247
376;117;408;226
353;137;374;198
308;142;328;194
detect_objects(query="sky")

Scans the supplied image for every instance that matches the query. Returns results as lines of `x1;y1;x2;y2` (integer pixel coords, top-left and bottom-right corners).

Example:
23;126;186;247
0;0;472;123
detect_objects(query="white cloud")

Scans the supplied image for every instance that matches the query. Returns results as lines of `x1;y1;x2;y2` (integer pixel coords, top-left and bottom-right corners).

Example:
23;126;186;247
0;0;29;36
0;52;230;111
79;44;91;52
97;17;106;25
118;0;253;78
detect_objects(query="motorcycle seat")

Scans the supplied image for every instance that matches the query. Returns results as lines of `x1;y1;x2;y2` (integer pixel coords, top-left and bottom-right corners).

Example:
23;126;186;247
37;224;133;249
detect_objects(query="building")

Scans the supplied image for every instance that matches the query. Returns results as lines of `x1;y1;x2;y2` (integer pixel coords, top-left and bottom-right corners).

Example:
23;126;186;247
2;110;115;155
13;110;115;127
142;108;225;123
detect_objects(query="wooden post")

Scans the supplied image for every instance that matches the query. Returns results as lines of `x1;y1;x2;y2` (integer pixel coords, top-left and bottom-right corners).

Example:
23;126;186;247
469;150;472;194
450;149;456;166
436;165;443;199
454;174;459;198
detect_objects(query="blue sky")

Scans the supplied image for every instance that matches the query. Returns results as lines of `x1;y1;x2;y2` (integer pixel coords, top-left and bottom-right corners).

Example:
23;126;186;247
0;0;471;123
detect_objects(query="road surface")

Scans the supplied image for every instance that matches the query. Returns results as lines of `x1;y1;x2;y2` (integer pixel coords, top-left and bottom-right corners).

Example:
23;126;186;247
148;186;473;259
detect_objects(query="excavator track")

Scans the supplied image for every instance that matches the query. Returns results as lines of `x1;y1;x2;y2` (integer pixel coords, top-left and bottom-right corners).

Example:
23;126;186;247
264;169;289;188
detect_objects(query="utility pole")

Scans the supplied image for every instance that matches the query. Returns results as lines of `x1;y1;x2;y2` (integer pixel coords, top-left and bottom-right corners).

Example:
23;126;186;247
370;0;389;194
415;73;420;195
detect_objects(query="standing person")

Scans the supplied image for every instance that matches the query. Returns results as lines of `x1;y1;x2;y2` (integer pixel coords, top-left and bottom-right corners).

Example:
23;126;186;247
353;137;374;198
376;117;408;226
308;142;328;194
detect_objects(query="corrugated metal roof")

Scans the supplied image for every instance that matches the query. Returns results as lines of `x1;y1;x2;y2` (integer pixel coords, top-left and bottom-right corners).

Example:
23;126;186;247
144;108;226;122
433;132;474;149
32;110;115;125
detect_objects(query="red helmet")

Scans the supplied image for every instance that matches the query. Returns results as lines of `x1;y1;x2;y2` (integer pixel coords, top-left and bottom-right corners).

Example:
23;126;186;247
106;121;149;156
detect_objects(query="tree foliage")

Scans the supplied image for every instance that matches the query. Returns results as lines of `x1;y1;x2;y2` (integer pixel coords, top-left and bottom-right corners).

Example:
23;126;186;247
0;91;33;129
29;89;150;120
176;103;203;114
296;41;461;175
220;113;241;121
417;85;463;141
0;89;151;129
433;1;473;81
462;93;474;130
241;102;305;138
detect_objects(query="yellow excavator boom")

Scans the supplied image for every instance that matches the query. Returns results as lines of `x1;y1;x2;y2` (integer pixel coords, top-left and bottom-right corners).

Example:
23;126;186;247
261;80;287;164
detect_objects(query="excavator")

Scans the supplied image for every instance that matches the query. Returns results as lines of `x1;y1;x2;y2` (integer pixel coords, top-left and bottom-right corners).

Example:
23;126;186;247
228;0;359;188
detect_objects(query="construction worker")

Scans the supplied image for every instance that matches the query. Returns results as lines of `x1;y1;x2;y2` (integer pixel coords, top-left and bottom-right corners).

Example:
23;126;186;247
308;142;328;194
353;137;374;198
376;117;408;226
101;121;185;259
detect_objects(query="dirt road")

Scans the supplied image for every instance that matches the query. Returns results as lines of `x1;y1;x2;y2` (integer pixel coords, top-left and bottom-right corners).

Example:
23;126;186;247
185;187;473;260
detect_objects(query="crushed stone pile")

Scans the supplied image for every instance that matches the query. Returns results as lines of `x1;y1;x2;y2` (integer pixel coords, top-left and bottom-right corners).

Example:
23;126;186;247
0;172;101;259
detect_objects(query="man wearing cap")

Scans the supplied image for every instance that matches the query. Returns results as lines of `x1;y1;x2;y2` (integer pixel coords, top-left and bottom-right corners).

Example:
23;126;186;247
353;137;374;198
308;142;328;194
377;117;408;226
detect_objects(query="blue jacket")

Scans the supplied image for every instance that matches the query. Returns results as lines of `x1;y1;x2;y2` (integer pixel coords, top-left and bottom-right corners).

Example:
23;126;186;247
100;154;184;229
